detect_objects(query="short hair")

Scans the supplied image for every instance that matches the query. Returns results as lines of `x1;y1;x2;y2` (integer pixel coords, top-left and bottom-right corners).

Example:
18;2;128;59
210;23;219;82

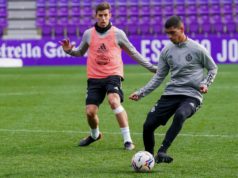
95;2;111;14
165;16;183;29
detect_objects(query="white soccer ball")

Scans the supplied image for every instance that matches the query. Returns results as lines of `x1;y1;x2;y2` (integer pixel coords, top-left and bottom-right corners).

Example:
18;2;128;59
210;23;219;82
131;151;155;172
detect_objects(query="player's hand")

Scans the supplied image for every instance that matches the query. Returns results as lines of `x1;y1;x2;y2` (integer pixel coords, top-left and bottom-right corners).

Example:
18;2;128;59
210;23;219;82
59;39;75;51
129;92;141;101
199;84;208;94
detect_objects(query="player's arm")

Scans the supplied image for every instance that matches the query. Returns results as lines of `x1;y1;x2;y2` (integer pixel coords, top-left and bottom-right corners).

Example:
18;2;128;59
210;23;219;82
116;29;157;73
59;30;89;57
199;47;218;94
129;53;169;101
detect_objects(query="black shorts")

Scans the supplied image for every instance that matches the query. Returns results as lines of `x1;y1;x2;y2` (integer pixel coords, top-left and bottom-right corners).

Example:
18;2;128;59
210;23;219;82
146;95;201;126
86;75;124;106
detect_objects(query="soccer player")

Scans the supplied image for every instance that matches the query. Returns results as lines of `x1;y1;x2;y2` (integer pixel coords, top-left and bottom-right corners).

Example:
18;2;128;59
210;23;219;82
59;2;157;150
129;16;218;161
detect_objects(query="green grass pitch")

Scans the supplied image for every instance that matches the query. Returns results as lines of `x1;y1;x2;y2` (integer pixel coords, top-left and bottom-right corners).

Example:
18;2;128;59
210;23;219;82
0;65;237;178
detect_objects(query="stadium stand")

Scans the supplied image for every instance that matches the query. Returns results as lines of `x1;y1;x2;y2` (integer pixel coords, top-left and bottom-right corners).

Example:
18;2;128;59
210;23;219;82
1;0;237;39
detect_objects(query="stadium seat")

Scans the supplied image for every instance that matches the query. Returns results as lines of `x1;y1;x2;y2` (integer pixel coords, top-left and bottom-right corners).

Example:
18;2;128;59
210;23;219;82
151;23;164;36
42;26;53;37
71;0;80;5
48;0;57;7
222;3;233;15
69;16;80;26
127;24;139;37
223;14;235;23
58;0;68;6
71;6;80;16
54;26;65;37
139;5;150;16
0;17;7;27
198;3;209;15
200;23;213;35
80;5;92;16
175;4;186;15
209;3;221;15
66;25;78;38
213;22;224;35
36;0;45;7
0;6;6;17
47;7;57;17
36;7;46;17
57;17;68;26
57;6;68;17
226;22;237;35
186;4;197;15
163;4;174;16
36;17;45;27
128;4;139;16
151;4;162;15
189;22;200;35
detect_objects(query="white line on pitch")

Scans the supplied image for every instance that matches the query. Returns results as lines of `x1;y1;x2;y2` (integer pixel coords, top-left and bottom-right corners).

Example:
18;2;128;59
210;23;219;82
0;129;237;138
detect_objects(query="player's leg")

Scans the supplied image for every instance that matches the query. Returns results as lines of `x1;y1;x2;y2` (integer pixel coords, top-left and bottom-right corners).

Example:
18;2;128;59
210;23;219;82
79;79;106;146
143;95;178;156
156;96;200;163
106;76;135;150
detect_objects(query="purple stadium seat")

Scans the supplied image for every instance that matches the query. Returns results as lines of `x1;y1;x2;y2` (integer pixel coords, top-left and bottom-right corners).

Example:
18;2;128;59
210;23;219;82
209;3;221;15
37;0;45;7
127;15;139;25
46;17;57;26
69;16;80;26
48;0;57;7
127;24;139;37
47;7;57;17
78;25;89;36
0;6;6;17
71;0;80;5
128;4;139;16
116;5;127;16
80;16;93;26
150;15;163;25
189;22;200;35
66;26;78;38
186;15;197;23
140;15;150;25
200;23;213;35
209;14;221;24
175;4;186;15
213;22;224;35
151;4;162;15
128;0;138;5
114;16;127;26
186;4;197;15
71;6;80;16
36;7;45;17
198;3;209;15
58;0;68;6
151;23;163;35
226;22;236;34
80;5;92;16
139;5;150;16
57;17;68;26
57;6;68;17
0;17;7;27
223;14;235;23
163;4;174;16
150;0;162;5
42;26;53;37
36;17;45;27
55;26;65;37
222;3;233;15
199;14;210;24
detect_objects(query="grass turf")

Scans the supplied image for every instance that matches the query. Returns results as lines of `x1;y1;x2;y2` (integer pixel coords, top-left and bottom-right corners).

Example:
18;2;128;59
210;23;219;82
0;65;237;178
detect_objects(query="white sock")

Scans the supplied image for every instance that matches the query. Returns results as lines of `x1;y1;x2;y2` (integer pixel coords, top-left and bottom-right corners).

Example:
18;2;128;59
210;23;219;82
121;127;132;143
90;128;100;140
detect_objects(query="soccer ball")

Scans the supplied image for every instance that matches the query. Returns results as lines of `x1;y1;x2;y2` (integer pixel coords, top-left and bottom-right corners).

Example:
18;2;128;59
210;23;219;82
131;151;155;172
